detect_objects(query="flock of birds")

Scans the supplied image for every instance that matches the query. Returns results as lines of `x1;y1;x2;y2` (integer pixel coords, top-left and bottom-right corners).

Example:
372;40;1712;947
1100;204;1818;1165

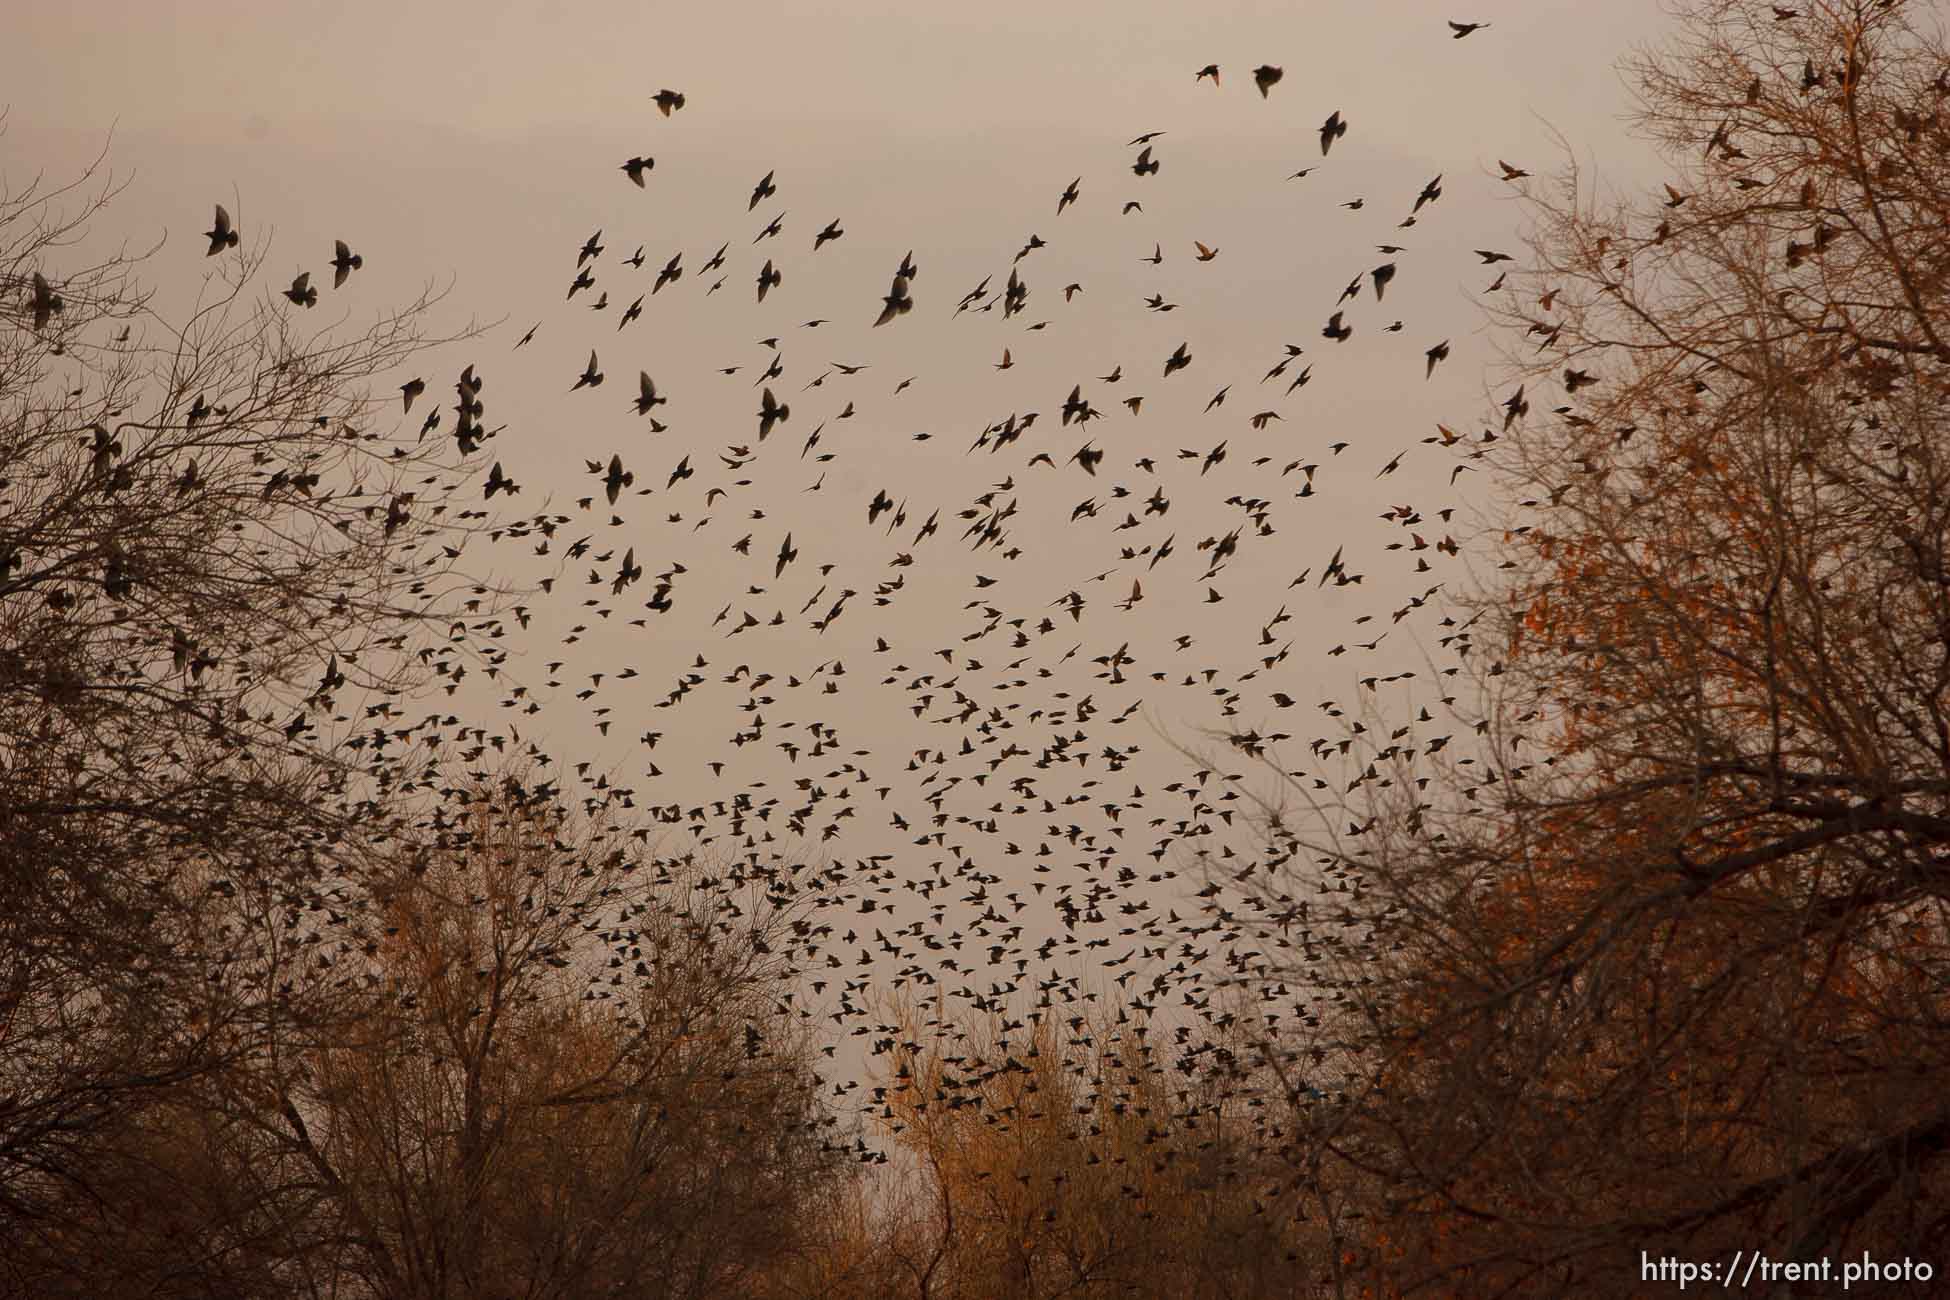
165;13;1674;1176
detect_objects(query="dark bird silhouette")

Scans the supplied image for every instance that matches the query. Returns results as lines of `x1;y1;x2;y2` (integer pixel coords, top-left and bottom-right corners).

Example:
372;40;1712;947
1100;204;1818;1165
330;239;363;288
1371;261;1397;300
612;546;641;594
401;377;426;414
204;204;238;255
654;253;683;293
635;371;666;415
1194;241;1218;261
603;453;633;504
667;456;693;489
1162;342;1191;377
1127;131;1165;146
652;89;686;116
775;532;798;578
484;461;519;498
283;272;317;308
758;387;791;439
1253;65;1283;97
1448;20;1490;37
814;218;844;251
1411;175;1442;213
622;156;654;187
579;229;604;266
874;274;913;327
750;169;777;212
1133;146;1159;177
568;268;595;299
757;259;782;303
1057;178;1081;214
1320;111;1347;155
1498;159;1530;180
574;349;604;390
1322;311;1352;342
1475;249;1514;264
29;273;62;331
1195;64;1220;85
1425;339;1450;378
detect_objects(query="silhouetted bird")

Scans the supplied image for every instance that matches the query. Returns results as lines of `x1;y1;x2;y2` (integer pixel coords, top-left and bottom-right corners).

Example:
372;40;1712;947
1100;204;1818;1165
205;204;239;255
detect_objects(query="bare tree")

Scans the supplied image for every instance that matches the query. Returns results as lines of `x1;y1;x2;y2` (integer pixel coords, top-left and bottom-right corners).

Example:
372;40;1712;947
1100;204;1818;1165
183;775;841;1300
0;132;521;1283
1225;2;1950;1294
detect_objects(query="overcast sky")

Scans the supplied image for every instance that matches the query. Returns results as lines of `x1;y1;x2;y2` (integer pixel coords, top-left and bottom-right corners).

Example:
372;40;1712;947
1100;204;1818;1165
6;1;1680;1047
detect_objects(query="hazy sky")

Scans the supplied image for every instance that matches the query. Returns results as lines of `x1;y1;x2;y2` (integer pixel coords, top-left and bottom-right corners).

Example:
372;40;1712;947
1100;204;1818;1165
6;1;1680;1047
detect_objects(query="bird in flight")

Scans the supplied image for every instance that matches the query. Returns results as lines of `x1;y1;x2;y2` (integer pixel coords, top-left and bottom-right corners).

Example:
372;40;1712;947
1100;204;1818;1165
757;259;782;303
750;169;777;212
330;239;363;288
283;271;317;308
1253;65;1283;98
1320;111;1348;155
1195;64;1220;85
874;274;913;327
758;387;791;439
635;371;666;415
205;204;238;255
1133;146;1159;177
29;272;62;331
652;89;685;116
573;349;604;390
622;156;654;187
1448;20;1491;38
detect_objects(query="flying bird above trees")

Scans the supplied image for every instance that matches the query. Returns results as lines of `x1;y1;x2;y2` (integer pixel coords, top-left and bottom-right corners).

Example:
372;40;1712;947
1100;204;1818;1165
204;203;238;255
602;453;633;504
1320;110;1347;155
330;239;362;287
873;274;913;327
573;349;604;390
749;169;777;212
282;272;317;308
757;387;791;439
634;372;666;415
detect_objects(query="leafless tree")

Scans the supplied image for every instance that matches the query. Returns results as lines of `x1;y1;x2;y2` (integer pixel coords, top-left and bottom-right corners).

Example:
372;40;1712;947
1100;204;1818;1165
0;129;522;1286
1221;2;1950;1294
